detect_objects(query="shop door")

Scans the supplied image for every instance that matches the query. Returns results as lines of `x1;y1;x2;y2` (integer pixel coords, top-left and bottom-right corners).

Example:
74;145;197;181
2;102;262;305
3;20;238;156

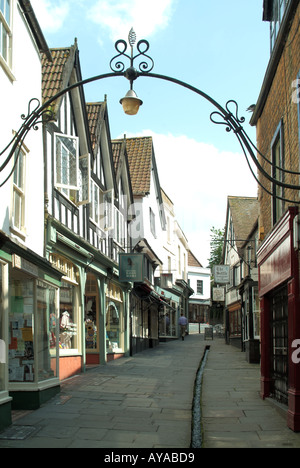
270;285;288;405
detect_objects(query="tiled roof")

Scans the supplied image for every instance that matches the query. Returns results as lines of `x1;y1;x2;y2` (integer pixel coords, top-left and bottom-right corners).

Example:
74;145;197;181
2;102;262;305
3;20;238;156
228;196;259;251
113;136;153;196
111;140;123;173
41;43;77;114
188;250;203;268
86;102;105;152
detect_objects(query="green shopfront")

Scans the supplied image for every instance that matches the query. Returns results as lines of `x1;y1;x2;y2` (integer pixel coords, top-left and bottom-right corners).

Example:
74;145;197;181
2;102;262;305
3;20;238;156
0;233;62;429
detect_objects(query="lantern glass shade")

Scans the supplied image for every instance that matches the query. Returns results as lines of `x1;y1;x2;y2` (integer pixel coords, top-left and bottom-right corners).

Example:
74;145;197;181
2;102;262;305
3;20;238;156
120;90;143;115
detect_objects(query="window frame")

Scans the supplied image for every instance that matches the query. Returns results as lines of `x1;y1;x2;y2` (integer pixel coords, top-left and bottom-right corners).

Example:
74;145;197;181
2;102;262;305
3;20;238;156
270;0;289;52
271;120;285;226
54;132;79;201
197;280;203;295
0;0;12;70
12;145;26;235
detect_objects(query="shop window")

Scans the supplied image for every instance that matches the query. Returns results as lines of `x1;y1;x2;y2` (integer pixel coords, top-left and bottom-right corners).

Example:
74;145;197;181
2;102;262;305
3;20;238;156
0;0;12;69
253;288;261;339
230;309;241;337
8;274;59;383
9;277;35;382
149;305;158;340
59;281;79;353
106;283;124;354
0;263;6;391
36;281;58;381
85;275;98;352
159;304;177;338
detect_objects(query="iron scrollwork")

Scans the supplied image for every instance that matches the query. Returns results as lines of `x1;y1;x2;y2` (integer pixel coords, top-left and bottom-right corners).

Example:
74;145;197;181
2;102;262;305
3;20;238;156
210;100;245;134
110;28;154;78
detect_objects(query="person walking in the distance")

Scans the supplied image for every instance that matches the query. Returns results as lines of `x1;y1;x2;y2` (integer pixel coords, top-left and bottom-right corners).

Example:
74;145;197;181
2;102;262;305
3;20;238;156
178;314;188;341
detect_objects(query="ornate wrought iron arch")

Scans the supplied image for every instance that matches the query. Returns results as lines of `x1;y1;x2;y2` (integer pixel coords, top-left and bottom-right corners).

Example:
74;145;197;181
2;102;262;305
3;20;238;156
1;28;299;203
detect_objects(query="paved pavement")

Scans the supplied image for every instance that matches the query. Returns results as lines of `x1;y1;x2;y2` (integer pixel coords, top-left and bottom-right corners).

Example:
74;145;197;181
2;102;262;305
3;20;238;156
1;334;300;449
201;338;300;448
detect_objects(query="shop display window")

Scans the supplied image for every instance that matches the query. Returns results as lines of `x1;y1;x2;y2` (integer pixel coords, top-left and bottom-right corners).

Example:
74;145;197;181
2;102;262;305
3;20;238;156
8;273;59;384
85;275;98;352
9;277;35;382
106;283;124;354
0;264;6;391
59;281;79;353
149;306;158;340
159;307;177;338
36;281;58;381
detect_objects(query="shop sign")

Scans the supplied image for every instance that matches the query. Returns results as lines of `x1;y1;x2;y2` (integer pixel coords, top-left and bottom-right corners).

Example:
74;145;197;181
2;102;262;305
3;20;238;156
213;265;230;284
119;254;144;282
213;287;225;302
12;254;39;278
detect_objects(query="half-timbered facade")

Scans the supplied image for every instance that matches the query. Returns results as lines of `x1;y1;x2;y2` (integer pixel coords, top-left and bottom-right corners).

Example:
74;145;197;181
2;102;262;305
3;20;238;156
42;43;133;376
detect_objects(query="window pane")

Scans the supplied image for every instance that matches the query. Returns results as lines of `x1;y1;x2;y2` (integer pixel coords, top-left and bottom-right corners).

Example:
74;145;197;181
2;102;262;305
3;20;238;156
5;0;10;24
2;24;7;61
36;281;58;381
9;279;35;383
13;191;21;230
59;282;78;352
55;134;78;190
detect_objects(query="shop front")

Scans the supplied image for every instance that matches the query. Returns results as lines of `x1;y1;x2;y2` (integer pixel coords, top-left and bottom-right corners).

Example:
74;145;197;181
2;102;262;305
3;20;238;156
225;302;242;348
258;207;300;431
49;252;83;381
106;281;125;361
84;273;128;365
130;285;160;355
0;235;62;419
0;260;11;430
239;278;261;363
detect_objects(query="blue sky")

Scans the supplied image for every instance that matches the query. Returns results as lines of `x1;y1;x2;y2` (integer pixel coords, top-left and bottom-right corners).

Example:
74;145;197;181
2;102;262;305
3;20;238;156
31;0;271;266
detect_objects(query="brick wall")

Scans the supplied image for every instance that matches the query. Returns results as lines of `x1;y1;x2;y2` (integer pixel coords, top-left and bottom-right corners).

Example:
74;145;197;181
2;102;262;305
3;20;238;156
256;3;300;238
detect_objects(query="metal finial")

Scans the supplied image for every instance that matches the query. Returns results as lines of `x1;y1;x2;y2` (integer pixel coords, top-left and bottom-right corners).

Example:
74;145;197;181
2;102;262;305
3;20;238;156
128;28;137;47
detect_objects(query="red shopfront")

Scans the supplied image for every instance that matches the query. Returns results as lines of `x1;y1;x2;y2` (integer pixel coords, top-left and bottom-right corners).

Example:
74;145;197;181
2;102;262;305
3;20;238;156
258;207;300;431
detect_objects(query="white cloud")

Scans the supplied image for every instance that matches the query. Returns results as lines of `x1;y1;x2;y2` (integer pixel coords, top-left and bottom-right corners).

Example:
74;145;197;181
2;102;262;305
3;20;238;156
30;0;70;33
123;130;258;266
87;0;176;41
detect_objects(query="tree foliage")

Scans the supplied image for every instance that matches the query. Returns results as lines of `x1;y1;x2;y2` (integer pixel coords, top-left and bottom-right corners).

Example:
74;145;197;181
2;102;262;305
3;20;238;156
208;226;225;270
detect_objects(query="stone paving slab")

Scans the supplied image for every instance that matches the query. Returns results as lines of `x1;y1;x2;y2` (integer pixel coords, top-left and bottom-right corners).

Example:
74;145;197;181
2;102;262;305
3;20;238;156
201;339;300;448
0;336;205;449
2;335;300;449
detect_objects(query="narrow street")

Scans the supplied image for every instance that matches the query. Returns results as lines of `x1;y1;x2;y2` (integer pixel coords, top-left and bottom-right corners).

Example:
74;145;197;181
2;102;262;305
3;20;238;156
1;333;300;449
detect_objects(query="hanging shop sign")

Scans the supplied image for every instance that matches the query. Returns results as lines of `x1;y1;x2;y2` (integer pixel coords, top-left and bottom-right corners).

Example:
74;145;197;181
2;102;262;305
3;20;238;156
213;265;230;284
119;254;144;283
213;287;225;302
